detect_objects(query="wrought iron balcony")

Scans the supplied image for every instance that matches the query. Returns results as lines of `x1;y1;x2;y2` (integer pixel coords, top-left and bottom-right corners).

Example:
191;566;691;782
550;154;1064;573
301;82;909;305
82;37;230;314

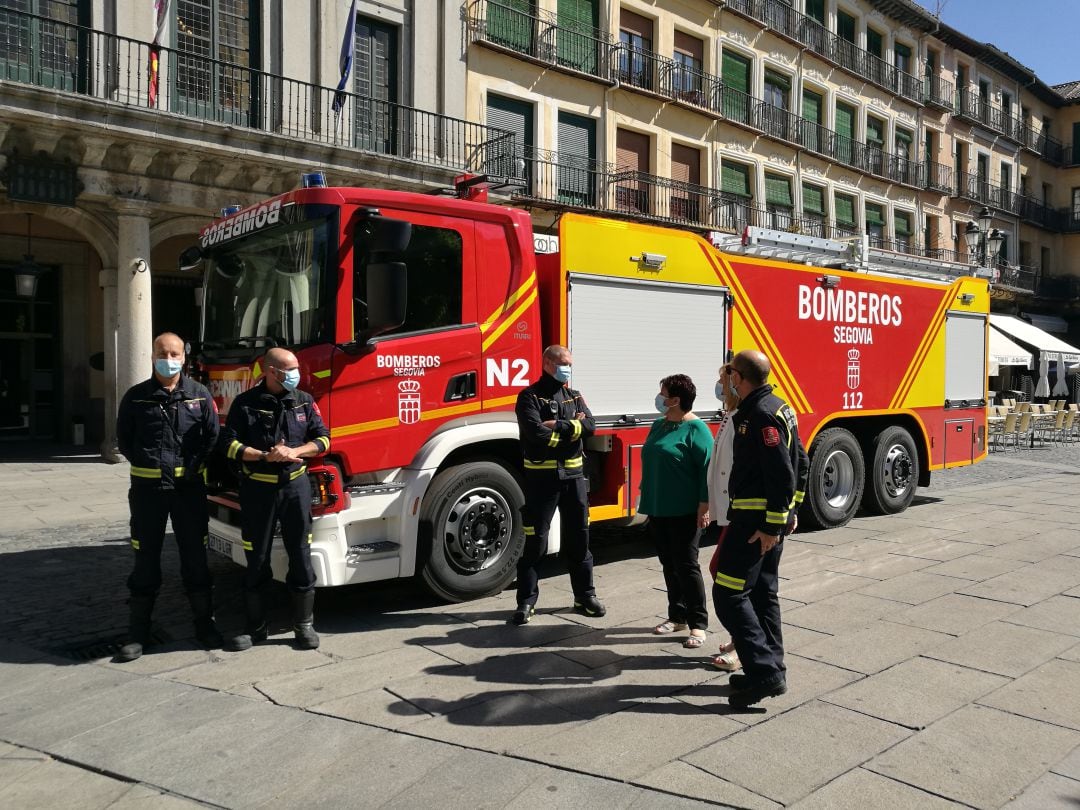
1018;195;1068;231
1;7;510;176
955;172;1022;215
954;88;1025;145
924;161;954;194
1019;125;1067;165
471;0;613;81
922;74;955;111
725;0;923;104
1036;275;1080;299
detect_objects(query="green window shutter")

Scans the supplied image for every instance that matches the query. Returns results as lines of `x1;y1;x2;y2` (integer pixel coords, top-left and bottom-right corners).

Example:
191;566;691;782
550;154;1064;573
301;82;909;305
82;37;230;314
865;203;884;226
837;12;855;42
805;0;825;23
721;162;751;197
835;194;855;225
764;70;790;93
835;103;854;139
557;0;598;72
896;128;913;145
866;28;883;57
802;183;824;215
764;174;793;206
866;117;884;145
895;212;911;235
802;89;822;122
722;51;750;94
488;0;534;52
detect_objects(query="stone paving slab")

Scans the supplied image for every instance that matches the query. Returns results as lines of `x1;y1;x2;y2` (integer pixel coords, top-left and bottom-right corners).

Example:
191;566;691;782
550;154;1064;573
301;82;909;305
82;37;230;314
787;768;959;809
1002;594;1080;637
977;658;1080;731
922;553;1029;581
0;756;133;808
783;592;914;635
795;620;954;675
815;551;938;581
634;761;782;810
778;571;879;604
820;656;1008;729
1050;744;1080;780
866;705;1080;810
924;620;1079;678
164;642;333;693
684;700;911;806
887;593;1022;636
959;555;1080;606
1003;772;1080;809
856;570;972;605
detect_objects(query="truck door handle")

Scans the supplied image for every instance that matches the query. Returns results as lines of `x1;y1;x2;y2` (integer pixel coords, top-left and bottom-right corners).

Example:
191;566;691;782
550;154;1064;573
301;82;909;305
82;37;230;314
444;372;477;402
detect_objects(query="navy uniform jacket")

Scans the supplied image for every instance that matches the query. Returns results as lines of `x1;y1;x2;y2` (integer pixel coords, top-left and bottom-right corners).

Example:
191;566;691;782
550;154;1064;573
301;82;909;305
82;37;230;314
116;375;219;488
728;384;810;535
221;381;330;483
516;372;595;480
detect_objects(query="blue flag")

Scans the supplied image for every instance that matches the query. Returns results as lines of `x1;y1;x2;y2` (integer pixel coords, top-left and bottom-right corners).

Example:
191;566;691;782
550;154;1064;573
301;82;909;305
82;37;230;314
332;0;358;114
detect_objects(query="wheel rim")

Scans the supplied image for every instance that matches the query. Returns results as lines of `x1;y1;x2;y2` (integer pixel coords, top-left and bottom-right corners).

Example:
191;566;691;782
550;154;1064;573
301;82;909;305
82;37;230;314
441;485;515;574
821;449;856;509
881;443;913;498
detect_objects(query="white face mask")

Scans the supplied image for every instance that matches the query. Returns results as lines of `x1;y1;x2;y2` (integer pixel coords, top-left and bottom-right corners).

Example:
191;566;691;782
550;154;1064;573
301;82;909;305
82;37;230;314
553;364;572;384
655;393;672;413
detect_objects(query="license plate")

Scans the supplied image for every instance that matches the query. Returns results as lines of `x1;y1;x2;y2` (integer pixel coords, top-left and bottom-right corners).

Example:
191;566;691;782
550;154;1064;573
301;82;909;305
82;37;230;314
207;532;233;558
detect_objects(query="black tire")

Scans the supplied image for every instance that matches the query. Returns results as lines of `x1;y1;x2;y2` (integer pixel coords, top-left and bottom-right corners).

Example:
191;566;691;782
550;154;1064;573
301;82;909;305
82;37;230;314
802;427;865;530
862;425;919;516
418;459;525;602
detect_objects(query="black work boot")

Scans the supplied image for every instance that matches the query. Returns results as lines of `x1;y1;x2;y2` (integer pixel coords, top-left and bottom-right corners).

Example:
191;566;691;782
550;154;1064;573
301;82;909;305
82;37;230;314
117;594;156;662
291;590;319;650
226;590;268;652
574;595;607;617
187;591;223;650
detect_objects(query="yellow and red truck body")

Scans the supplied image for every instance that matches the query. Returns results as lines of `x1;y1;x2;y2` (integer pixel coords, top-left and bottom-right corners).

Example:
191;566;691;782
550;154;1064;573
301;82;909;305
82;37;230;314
193;186;988;600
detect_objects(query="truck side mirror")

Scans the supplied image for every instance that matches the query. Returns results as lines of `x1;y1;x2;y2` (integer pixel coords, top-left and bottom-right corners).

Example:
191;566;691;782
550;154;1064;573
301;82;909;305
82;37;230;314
360;262;407;341
370;218;411;253
178;245;203;272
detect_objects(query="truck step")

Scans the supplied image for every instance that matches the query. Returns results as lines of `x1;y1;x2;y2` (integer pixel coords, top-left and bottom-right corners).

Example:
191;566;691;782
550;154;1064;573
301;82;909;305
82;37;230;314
346;541;400;564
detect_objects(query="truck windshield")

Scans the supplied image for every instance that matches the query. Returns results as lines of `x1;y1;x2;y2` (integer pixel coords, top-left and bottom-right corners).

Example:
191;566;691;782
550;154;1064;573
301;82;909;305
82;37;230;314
201;215;332;355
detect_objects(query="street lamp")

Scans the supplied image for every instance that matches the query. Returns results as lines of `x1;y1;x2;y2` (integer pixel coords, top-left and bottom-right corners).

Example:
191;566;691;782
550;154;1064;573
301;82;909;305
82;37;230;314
963;206;1004;271
13;213;46;298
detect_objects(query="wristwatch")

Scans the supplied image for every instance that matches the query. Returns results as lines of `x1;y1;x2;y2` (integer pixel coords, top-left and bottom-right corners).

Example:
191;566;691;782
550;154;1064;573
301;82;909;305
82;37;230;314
259;450;269;463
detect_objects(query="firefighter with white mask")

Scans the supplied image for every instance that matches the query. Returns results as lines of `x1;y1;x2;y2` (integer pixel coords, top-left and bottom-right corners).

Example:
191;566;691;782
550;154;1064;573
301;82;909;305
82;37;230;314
115;332;221;661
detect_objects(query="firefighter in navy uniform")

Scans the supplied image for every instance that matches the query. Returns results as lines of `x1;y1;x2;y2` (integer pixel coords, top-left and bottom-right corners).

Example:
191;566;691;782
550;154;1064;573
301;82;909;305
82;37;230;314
115;332;221;662
713;350;809;708
512;345;606;625
221;347;330;651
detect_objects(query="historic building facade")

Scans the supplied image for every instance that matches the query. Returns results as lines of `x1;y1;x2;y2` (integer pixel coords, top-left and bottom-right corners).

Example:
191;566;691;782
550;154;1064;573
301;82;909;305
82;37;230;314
1;0;1078;453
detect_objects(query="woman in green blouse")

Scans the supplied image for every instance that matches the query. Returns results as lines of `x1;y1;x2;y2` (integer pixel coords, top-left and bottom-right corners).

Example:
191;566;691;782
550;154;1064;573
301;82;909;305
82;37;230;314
639;374;713;648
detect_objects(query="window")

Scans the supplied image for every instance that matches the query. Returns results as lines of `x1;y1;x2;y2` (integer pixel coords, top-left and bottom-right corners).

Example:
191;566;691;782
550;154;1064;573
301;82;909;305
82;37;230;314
866;28;883;57
834;101;856;164
865;202;885;246
894;128;913;183
802;182;826;237
176;0;259;124
486;93;533;185
0;0;84;91
670;144;702;222
672;31;704;103
618;9;653;90
1073;122;1080;165
977;153;989;200
866;115;885;174
1000;162;1012;195
762;70;792;139
614;128;650;213
718;161;752;231
894;42;911;74
804;0;825;24
487;0;534;52
355;224;463;337
722;50;751;123
353;16;399;153
837;11;856;43
557;112;597;206
894;210;912;252
764;173;794;229
1043;182;1052;206
835;11;857;72
865;28;886;84
556;0;598;73
1072;188;1080;226
1001;91;1012;119
924;215;936;256
834;192;856;236
801;88;823;153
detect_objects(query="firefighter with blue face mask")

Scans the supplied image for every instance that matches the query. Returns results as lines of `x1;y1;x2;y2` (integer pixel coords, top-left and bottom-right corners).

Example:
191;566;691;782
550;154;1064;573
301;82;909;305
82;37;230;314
511;344;605;625
220;347;330;652
115;332;221;661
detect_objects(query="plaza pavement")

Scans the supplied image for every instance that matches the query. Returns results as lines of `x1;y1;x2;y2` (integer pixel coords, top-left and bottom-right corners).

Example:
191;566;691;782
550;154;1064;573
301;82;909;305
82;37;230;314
1;446;1080;808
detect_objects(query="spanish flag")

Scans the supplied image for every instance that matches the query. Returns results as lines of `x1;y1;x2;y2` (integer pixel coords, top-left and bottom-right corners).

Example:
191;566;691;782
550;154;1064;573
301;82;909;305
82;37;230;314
148;0;170;107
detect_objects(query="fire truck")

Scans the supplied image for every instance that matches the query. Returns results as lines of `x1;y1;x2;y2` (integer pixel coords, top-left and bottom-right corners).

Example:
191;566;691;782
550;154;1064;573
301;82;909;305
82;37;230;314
188;179;990;601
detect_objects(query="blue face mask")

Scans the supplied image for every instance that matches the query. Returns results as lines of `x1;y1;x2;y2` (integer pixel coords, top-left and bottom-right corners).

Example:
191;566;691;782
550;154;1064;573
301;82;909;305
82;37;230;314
715;381;725;401
154;358;183;378
655;393;672;413
553;365;572;384
279;368;301;392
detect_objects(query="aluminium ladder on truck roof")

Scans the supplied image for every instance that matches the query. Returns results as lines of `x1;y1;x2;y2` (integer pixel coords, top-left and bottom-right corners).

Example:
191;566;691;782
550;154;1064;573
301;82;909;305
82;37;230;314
709;226;995;287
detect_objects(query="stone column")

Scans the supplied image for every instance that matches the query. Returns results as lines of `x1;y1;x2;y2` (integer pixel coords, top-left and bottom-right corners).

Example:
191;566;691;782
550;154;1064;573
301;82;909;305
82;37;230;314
99;266;120;461
115;201;154;437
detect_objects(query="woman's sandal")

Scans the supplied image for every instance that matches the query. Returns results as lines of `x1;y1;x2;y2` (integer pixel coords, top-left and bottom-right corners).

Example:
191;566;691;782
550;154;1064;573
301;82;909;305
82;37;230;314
683;631;707;649
653;621;688;635
711;650;741;672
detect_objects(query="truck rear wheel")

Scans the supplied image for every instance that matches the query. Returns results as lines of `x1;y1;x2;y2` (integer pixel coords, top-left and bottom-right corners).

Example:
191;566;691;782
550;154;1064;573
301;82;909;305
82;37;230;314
419;460;525;602
862;426;918;515
802;427;864;530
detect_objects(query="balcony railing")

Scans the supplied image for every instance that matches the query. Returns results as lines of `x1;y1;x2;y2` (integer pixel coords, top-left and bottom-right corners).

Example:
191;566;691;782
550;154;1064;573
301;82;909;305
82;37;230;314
1019;125;1067;165
1018;196;1068;231
954;88;1027;146
1;7;510;176
922;74;954;110
726;0;923;104
924;161;954;194
955;172;1022;215
473;0;613;81
1037;275;1080;299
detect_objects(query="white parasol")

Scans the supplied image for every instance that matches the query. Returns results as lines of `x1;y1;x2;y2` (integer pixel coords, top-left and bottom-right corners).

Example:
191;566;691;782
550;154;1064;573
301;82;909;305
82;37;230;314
1034;352;1051;398
1052;356;1070;396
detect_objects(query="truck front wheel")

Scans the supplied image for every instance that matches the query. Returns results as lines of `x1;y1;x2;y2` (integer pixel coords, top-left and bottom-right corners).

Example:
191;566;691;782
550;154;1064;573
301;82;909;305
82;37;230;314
862;426;919;515
802;427;865;530
419;460;525;602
